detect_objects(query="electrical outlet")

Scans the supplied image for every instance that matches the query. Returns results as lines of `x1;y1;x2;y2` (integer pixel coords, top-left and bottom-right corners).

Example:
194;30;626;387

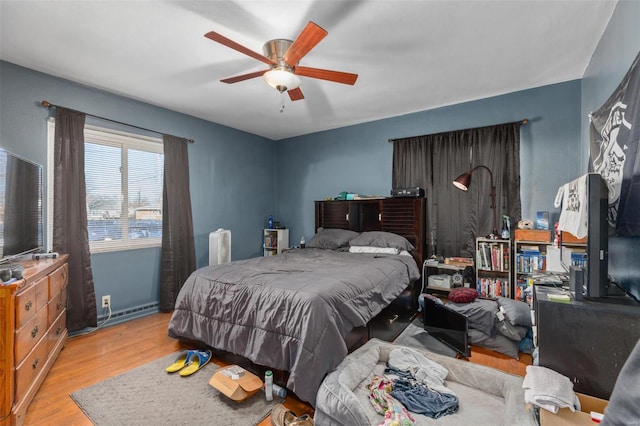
102;295;111;308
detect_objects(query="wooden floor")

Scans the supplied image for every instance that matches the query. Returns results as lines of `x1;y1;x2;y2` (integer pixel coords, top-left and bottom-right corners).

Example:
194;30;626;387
23;313;531;425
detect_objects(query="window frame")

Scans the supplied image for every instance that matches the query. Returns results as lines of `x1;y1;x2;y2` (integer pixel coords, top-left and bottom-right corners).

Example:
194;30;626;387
47;119;164;253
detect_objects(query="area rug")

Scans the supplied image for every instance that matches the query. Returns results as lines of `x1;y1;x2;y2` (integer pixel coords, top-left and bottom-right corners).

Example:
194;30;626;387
393;317;458;358
70;352;278;426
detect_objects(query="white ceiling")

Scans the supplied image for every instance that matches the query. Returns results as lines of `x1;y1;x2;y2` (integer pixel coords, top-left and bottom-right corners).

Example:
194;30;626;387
0;1;617;140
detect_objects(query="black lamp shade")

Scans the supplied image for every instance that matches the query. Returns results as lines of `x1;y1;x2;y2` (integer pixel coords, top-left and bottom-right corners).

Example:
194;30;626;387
453;172;472;191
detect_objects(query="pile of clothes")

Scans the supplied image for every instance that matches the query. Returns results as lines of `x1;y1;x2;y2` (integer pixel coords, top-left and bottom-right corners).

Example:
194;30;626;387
367;347;459;425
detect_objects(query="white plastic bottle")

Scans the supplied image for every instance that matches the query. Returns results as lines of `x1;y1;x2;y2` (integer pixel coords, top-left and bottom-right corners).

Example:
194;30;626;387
264;370;273;401
300;236;306;248
262;382;287;398
273;383;287;398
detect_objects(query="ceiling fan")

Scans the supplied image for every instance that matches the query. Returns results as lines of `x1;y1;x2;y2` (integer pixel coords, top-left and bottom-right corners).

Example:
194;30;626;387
204;21;358;102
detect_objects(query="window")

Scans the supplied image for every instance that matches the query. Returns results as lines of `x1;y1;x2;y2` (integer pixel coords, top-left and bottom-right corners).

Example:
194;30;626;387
47;120;164;252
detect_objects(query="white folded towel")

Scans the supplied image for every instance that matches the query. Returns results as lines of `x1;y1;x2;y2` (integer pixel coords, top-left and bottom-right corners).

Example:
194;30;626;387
522;365;581;414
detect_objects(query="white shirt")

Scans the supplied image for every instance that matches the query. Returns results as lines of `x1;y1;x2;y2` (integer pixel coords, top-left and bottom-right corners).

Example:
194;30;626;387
554;174;588;239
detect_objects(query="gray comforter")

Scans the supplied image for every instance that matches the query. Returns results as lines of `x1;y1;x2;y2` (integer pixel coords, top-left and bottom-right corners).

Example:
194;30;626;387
167;248;420;405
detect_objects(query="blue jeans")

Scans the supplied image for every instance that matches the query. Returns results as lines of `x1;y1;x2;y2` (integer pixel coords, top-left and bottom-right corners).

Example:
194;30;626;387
392;379;459;419
385;367;459;419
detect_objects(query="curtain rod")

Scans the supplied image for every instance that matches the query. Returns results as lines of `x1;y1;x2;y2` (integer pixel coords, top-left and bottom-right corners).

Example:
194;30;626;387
40;100;195;144
387;118;529;143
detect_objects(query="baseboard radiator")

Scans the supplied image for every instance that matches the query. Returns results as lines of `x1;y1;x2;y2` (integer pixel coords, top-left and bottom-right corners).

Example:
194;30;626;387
97;301;159;326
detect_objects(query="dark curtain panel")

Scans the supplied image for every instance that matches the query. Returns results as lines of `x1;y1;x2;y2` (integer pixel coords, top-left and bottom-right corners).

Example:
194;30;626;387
53;108;97;331
392;122;521;258
159;135;196;311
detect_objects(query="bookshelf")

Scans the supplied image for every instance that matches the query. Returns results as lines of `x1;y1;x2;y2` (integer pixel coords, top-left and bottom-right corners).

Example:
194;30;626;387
513;234;587;302
263;228;289;256
475;237;512;298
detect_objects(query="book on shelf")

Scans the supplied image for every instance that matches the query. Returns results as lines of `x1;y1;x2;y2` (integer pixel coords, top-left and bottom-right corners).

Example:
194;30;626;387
477;241;509;272
571;252;588;268
515;279;529;302
516;252;546;273
476;277;510;298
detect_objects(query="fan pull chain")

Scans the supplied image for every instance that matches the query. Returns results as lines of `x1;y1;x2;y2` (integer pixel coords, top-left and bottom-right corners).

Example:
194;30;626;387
280;91;285;113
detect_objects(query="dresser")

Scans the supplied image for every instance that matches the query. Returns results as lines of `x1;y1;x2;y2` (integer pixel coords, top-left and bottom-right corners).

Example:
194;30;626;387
1;255;69;426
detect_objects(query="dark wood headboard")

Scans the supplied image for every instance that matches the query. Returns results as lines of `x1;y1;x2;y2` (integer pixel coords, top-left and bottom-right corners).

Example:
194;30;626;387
315;198;427;268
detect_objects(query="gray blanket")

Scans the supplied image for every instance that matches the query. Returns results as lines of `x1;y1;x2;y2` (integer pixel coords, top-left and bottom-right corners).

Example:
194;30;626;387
167;248;420;405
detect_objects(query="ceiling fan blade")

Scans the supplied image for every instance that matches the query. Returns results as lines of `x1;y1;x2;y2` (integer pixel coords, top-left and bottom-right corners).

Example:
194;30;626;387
288;87;305;101
294;66;358;85
282;21;328;67
205;31;276;66
221;69;269;84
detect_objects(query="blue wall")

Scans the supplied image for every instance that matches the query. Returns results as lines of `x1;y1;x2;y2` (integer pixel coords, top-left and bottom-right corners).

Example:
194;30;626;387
0;61;276;317
276;80;583;245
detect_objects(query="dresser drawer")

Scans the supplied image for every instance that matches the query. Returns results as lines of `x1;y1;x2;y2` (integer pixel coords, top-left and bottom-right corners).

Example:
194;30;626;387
15;307;48;365
48;288;67;327
47;308;66;353
35;277;49;311
14;334;49;403
15;285;37;328
15;277;49;328
48;264;68;300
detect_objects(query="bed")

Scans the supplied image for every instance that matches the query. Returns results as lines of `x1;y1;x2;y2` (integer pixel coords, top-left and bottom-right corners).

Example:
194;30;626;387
168;198;428;404
168;246;419;405
169;240;422;405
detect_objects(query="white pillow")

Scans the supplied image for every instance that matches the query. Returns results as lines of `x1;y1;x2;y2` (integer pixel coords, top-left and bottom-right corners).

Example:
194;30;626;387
348;245;400;255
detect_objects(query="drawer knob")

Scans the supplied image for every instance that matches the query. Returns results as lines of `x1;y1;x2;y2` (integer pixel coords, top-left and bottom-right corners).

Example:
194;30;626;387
32;358;39;369
31;325;39;337
25;300;33;311
57;301;63;310
56;326;62;335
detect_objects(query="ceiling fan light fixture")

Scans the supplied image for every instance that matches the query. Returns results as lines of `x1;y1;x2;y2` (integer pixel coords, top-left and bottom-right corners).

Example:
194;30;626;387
263;69;300;92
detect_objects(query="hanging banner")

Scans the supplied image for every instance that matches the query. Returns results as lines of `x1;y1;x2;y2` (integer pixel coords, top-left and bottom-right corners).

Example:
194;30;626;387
589;51;640;236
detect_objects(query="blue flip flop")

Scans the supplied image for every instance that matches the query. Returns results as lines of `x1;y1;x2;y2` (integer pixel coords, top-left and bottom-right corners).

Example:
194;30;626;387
165;350;195;373
179;350;212;377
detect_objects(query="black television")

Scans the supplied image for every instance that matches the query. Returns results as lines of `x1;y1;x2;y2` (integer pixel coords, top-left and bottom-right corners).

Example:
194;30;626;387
0;148;43;263
580;173;640;302
422;297;470;358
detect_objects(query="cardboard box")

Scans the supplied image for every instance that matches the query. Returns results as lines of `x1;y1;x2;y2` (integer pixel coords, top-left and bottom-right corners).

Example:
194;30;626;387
515;229;552;242
561;231;587;245
540;392;608;425
209;365;263;402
